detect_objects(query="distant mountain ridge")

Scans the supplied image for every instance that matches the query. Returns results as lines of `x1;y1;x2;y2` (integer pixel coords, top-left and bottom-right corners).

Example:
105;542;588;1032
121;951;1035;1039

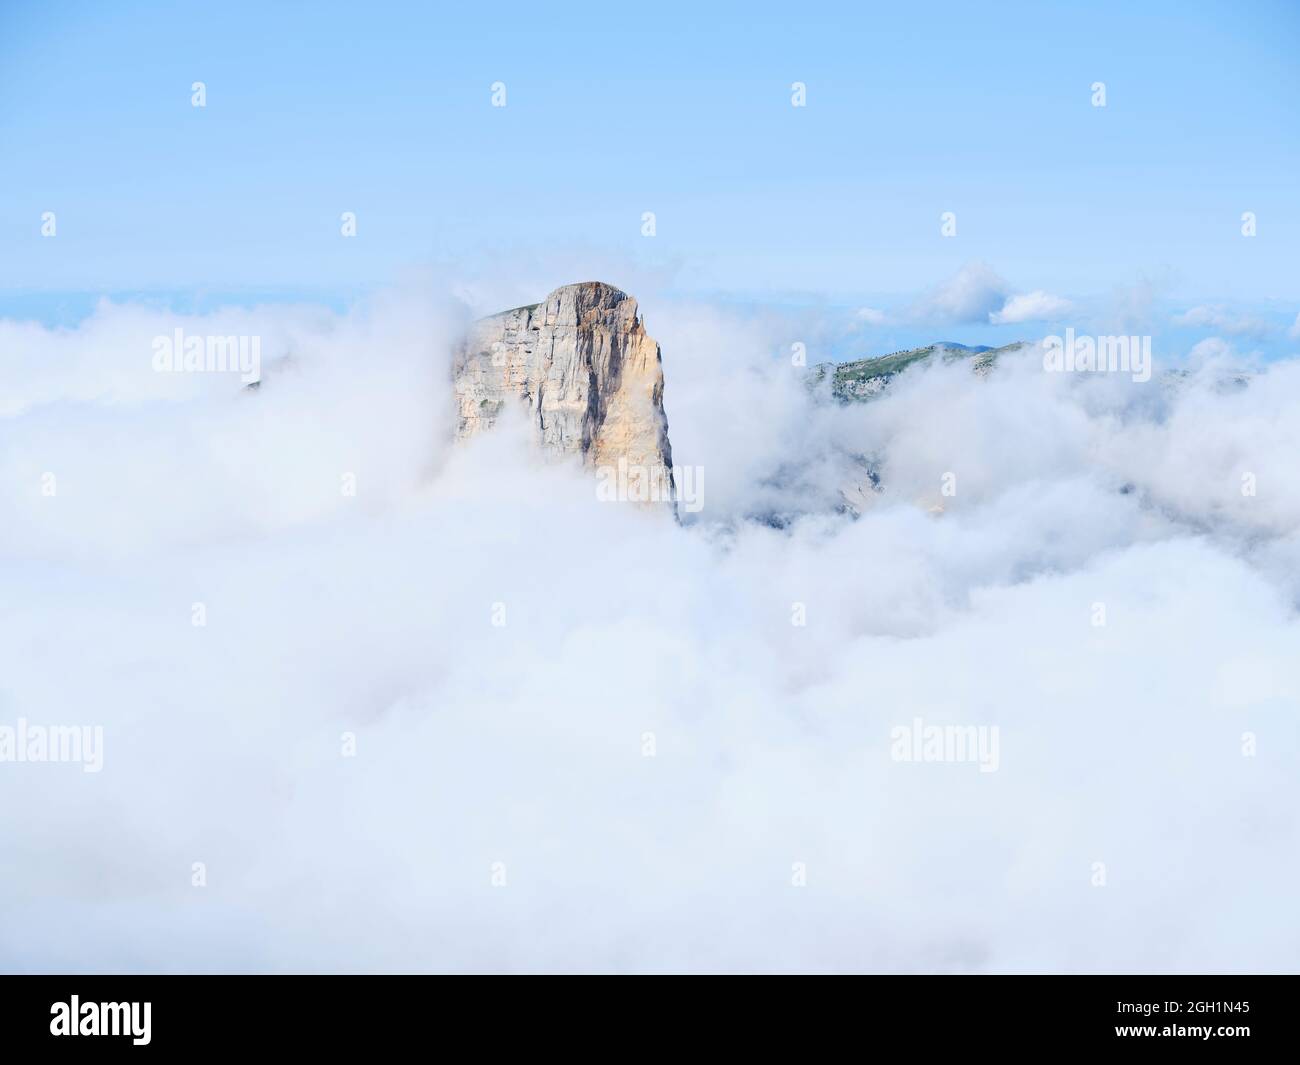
810;341;1029;402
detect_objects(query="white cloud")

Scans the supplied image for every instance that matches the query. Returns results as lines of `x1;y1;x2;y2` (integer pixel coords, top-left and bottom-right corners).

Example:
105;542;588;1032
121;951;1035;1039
989;289;1073;324
1288;312;1300;339
910;261;1009;323
1;291;1298;973
855;306;887;326
1173;304;1273;338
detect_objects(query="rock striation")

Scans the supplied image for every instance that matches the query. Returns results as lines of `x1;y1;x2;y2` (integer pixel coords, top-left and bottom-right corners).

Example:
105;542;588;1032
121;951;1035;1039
453;282;675;499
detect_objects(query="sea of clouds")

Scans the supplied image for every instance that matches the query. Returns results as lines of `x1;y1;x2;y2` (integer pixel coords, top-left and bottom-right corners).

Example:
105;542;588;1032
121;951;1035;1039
1;280;1297;973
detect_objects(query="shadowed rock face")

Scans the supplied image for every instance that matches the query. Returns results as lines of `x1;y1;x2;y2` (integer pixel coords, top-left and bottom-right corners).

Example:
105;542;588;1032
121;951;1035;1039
453;281;675;495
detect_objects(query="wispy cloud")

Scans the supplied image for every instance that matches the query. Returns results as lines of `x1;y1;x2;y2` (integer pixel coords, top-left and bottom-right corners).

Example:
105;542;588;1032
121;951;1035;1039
990;289;1073;324
1174;304;1274;339
910;261;1008;323
910;263;1071;327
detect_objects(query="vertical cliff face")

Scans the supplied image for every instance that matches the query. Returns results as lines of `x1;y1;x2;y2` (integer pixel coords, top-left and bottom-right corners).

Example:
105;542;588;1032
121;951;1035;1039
453;282;675;496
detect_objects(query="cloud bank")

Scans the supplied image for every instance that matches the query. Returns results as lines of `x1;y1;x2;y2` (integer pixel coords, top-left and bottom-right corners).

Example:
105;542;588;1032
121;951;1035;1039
1;287;1297;973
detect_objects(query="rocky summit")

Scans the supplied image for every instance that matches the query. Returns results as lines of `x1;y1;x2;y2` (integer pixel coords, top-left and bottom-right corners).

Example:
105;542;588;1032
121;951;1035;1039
453;282;675;499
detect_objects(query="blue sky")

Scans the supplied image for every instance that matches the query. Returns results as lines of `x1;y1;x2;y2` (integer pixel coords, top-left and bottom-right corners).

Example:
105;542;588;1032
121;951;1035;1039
2;0;1298;322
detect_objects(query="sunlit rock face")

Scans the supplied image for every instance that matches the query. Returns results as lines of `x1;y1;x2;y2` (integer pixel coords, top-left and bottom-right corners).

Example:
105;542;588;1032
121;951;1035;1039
453;282;675;501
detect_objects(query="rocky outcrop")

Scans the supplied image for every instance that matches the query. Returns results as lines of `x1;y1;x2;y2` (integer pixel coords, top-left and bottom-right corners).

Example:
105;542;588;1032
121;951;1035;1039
453;282;675;498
